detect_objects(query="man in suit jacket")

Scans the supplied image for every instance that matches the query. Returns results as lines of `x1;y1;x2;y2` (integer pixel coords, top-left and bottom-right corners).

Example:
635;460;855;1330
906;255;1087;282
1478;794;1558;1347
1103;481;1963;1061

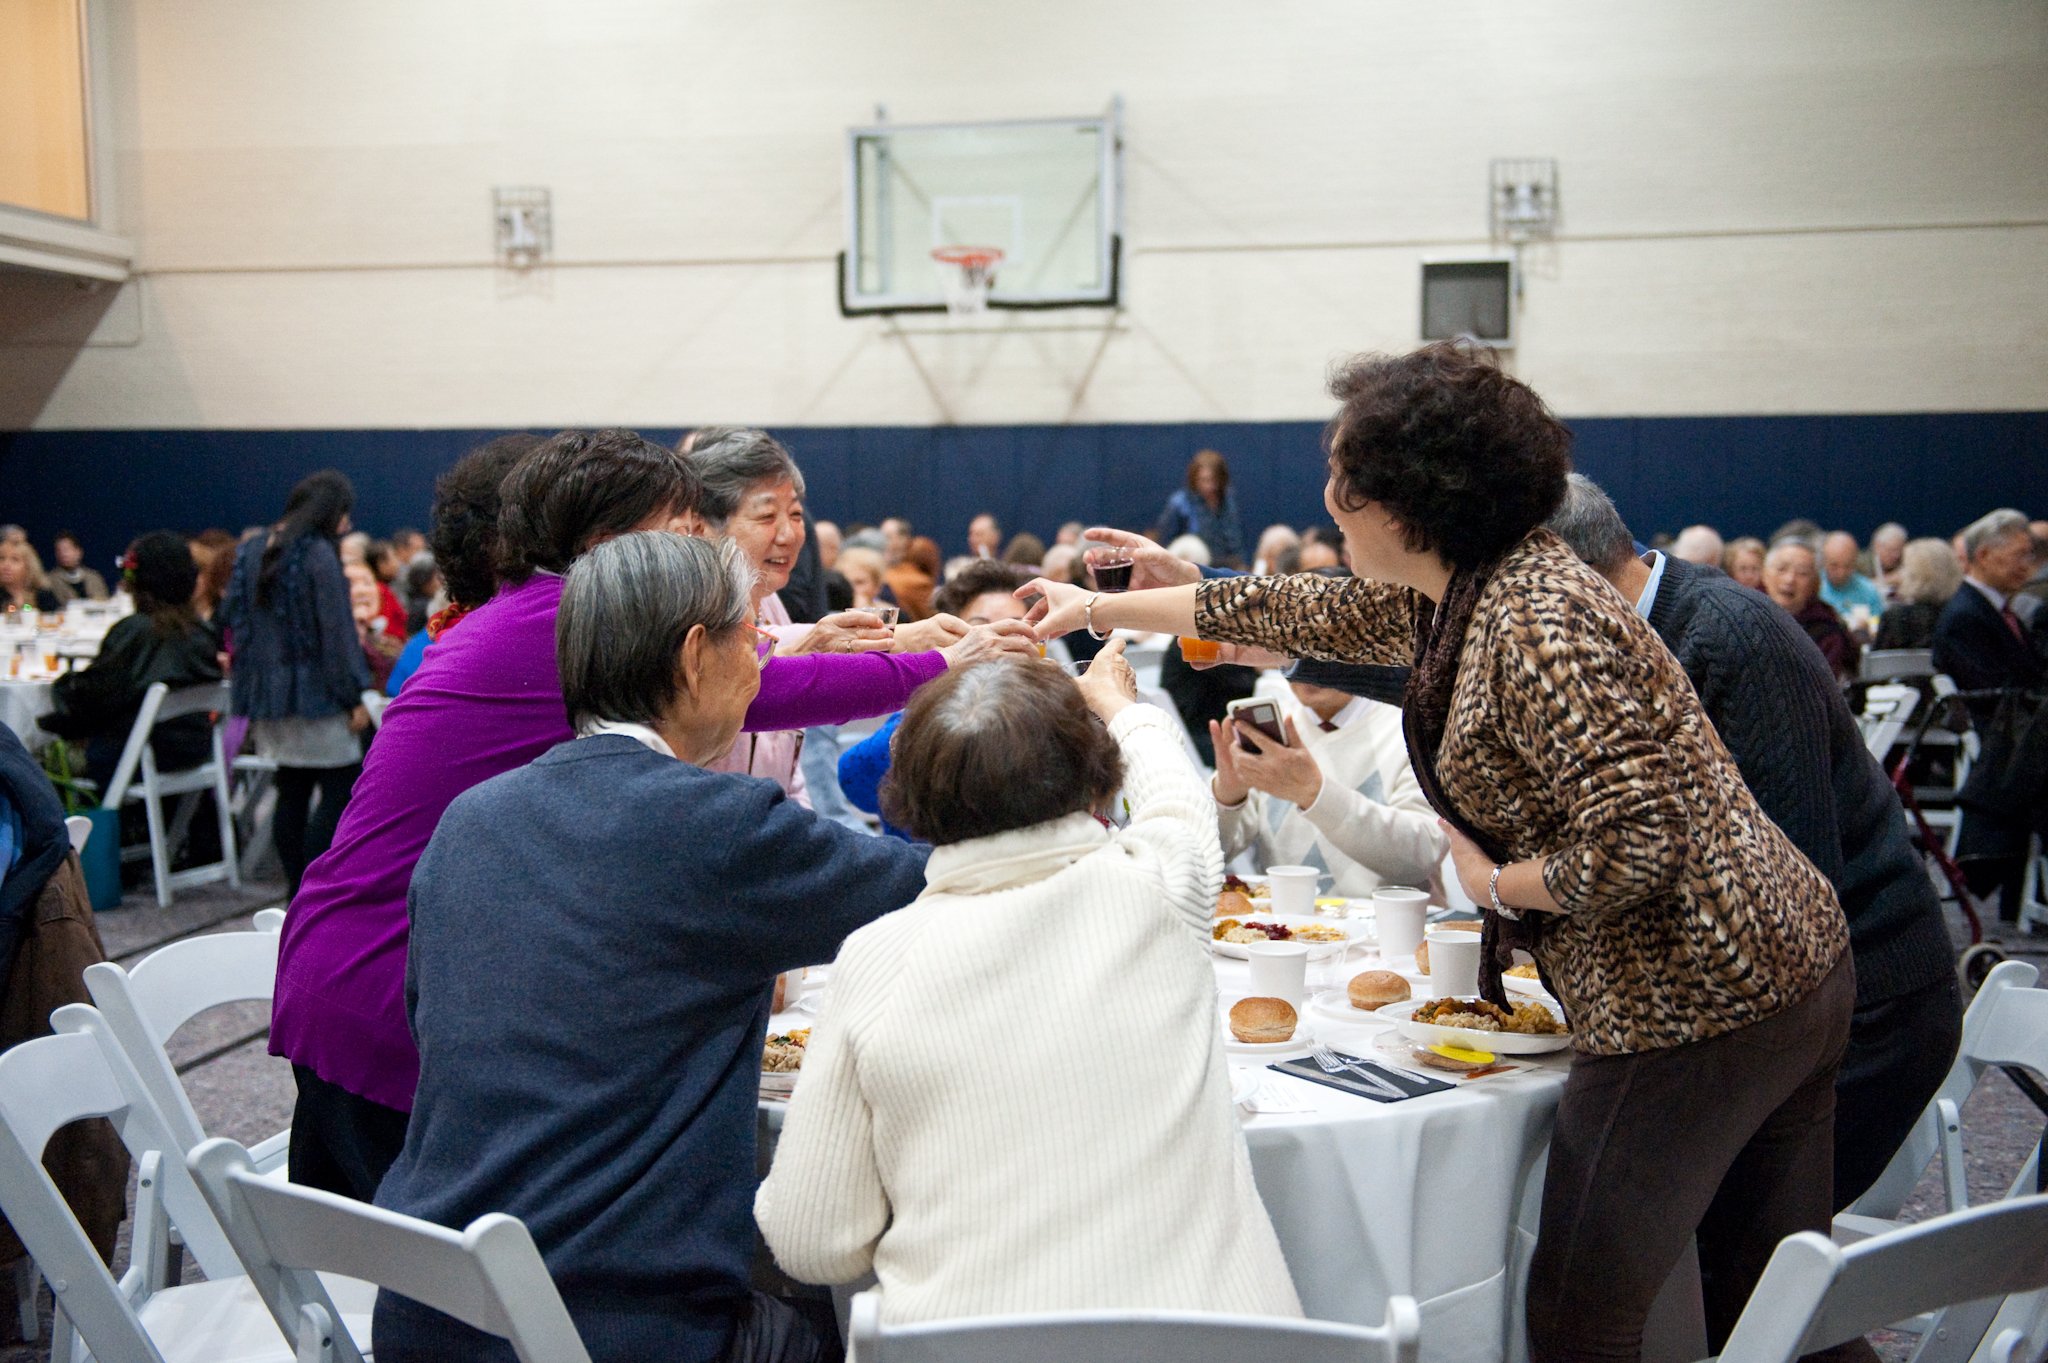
1932;508;2043;695
1933;508;2045;921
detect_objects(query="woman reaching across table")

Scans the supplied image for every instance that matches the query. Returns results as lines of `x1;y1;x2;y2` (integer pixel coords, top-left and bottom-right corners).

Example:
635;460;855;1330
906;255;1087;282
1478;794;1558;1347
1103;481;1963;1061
757;641;1300;1325
1020;343;1862;1363
274;429;1032;1204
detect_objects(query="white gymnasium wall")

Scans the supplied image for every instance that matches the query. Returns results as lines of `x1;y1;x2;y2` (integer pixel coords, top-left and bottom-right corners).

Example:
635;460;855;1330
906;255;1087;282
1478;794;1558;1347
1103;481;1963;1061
5;0;2047;430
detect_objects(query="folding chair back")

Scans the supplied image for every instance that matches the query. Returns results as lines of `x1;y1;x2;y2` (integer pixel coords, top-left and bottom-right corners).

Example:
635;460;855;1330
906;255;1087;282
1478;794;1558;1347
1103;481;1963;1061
0;1006;263;1363
99;680;241;907
847;1290;1419;1363
188;1138;592;1363
1719;1197;2048;1363
84;927;291;1274
1846;960;2043;1223
1860;648;1935;682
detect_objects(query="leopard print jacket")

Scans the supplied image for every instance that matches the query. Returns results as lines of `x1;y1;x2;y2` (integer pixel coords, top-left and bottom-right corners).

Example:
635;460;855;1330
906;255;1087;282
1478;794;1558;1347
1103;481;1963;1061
1195;530;1849;1056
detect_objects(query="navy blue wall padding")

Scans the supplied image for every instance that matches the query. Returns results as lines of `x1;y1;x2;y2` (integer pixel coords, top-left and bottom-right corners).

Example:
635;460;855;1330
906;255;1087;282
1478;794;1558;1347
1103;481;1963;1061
3;413;2043;566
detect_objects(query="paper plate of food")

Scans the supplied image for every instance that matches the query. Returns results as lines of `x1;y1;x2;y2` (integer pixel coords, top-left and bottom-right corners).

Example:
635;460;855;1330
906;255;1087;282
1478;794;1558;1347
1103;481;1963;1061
1502;962;1554;998
1219;996;1313;1060
761;1028;810;1098
1375;996;1572;1055
1209;915;1366;960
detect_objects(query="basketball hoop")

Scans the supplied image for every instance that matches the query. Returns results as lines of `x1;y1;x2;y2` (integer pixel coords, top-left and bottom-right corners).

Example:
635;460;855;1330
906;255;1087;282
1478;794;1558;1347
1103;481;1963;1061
931;245;1004;317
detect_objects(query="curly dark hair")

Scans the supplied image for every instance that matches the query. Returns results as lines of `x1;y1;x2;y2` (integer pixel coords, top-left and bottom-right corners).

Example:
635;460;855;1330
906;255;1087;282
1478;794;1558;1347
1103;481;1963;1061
1325;342;1571;570
932;558;1030;618
881;660;1122;845
429;433;545;609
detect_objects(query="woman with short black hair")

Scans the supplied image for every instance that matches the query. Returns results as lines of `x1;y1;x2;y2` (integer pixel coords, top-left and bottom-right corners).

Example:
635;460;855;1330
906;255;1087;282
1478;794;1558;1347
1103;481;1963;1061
1024;342;1857;1363
757;645;1301;1326
220;470;373;899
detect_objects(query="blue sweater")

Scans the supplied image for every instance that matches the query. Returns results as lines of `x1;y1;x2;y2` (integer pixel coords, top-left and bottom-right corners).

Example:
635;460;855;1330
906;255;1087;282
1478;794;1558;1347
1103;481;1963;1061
372;734;930;1363
219;534;372;720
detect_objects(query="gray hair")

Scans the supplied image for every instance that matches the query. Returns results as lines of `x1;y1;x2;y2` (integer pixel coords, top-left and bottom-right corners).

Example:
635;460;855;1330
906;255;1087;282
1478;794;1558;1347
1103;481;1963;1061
1872;522;1907;548
1545;473;1635;573
1961;508;2029;561
1765;537;1817;570
1896;537;1964;606
684;427;807;529
557;531;756;732
1671;525;1724;566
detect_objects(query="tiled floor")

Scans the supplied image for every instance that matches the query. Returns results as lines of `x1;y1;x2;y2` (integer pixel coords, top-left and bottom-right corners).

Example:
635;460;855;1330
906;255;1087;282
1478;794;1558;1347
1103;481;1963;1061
1;887;2043;1360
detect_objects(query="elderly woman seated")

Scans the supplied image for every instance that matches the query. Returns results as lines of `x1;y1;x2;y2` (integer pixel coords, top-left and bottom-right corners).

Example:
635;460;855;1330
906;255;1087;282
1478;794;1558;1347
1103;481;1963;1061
1765;537;1861;681
756;644;1301;1325
371;532;930;1363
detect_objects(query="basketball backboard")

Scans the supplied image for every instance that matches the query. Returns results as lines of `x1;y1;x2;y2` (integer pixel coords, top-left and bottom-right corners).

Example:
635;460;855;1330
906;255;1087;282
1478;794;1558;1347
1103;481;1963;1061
840;109;1122;315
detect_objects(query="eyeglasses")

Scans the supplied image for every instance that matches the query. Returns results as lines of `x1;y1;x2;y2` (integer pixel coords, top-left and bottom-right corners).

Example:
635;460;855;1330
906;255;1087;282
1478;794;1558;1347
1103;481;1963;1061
746;621;777;669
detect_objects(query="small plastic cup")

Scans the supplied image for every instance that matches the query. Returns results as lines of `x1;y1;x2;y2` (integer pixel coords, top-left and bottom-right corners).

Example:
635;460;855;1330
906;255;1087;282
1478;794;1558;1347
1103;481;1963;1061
1179;636;1222;663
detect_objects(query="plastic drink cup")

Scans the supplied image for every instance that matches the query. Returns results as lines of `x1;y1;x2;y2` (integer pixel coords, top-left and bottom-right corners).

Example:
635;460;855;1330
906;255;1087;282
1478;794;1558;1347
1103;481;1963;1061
1243;940;1311;1005
1373;886;1431;961
1179;636;1222;663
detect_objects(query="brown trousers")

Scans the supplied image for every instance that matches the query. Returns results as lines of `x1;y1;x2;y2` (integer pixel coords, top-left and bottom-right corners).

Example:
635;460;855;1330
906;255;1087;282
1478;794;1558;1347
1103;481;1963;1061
1526;953;1865;1363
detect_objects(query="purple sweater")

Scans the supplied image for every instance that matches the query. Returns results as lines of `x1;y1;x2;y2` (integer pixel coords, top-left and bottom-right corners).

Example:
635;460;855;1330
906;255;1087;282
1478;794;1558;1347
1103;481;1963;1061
271;573;947;1110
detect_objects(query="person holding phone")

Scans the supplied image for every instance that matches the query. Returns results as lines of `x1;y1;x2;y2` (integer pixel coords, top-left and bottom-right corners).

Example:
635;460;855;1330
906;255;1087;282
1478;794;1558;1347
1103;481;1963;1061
1019;343;1859;1363
1211;682;1446;898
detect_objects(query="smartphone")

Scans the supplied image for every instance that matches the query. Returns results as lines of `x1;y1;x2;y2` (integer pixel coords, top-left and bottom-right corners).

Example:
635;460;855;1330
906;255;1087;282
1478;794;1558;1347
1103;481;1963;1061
1225;697;1286;753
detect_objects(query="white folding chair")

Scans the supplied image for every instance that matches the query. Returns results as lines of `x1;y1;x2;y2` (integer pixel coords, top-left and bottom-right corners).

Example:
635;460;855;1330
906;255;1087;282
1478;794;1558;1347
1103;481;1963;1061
1860;648;1936;683
65;815;91;854
84;926;293;1241
1834;960;2047;1360
0;1005;316;1363
1716;1196;2048;1363
98;681;240;908
187;1137;591;1363
1856;683;1920;762
846;1289;1419;1363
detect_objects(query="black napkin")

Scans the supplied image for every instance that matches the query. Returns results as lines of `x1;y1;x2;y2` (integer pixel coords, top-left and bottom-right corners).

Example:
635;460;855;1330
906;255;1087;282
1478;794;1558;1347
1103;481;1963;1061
1268;1052;1454;1103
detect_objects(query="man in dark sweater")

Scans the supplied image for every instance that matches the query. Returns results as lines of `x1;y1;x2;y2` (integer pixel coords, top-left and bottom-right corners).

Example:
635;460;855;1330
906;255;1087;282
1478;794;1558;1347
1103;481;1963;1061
1542;476;1960;1208
372;532;932;1363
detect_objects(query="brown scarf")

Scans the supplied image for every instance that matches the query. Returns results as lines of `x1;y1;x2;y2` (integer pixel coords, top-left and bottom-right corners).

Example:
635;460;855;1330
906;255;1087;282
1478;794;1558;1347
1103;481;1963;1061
1398;553;1540;1008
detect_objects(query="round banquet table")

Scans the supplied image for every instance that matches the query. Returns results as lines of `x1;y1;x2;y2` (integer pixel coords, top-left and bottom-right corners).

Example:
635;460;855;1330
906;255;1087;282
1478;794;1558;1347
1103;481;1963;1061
763;920;1710;1363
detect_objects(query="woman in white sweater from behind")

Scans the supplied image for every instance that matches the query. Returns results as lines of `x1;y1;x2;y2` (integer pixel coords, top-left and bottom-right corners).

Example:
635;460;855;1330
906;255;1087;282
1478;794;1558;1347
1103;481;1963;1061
755;641;1301;1324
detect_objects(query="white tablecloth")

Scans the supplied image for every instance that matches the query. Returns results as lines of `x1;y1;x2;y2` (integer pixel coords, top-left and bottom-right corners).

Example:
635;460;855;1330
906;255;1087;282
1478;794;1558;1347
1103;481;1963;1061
0;678;56;749
764;935;1588;1363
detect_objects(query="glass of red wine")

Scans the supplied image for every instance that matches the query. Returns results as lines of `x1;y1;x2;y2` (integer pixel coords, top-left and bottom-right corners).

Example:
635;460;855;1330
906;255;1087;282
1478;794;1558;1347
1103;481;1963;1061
1089;550;1135;592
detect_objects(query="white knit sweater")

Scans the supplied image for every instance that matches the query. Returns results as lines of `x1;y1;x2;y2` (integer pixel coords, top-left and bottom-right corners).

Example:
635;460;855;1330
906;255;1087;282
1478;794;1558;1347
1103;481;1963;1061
755;704;1303;1324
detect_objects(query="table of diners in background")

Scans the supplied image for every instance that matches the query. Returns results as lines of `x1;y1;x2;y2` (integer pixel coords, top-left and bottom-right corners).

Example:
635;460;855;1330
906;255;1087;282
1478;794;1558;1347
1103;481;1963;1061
763;921;1708;1363
0;609;115;750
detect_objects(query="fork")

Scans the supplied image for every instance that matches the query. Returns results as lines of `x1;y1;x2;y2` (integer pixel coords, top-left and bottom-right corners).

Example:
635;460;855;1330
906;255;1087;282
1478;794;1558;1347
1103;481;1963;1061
1307;1042;1404;1099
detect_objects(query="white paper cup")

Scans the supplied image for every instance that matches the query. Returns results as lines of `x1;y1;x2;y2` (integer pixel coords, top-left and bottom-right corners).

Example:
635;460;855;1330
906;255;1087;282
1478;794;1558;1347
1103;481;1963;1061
1373;886;1430;961
1425;927;1483;999
1243;940;1311;1004
1266;865;1319;916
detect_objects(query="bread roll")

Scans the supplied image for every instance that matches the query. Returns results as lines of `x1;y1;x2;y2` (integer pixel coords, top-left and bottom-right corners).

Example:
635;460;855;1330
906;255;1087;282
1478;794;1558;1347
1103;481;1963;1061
1228;996;1297;1044
1216;889;1255;919
1347;969;1410;1010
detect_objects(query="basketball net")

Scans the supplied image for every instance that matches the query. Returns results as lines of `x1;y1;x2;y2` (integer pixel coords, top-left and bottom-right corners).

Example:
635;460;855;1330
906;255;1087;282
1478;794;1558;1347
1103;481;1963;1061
931;245;1004;317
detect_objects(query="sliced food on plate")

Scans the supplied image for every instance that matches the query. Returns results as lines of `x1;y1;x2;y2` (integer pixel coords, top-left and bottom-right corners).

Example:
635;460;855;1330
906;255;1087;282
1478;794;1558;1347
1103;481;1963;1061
1377;995;1572;1055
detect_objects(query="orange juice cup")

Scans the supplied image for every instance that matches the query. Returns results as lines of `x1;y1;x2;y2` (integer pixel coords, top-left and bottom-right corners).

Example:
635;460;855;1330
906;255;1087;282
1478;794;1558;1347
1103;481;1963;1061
1178;636;1222;663
43;653;59;673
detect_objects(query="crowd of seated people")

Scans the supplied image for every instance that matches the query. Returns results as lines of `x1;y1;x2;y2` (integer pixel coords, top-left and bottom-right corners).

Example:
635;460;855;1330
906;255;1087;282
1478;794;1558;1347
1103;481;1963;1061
14;369;2048;1363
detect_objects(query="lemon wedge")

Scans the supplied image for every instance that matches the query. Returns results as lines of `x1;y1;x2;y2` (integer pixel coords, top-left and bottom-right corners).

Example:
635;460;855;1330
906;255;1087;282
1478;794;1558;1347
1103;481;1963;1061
1428;1043;1496;1066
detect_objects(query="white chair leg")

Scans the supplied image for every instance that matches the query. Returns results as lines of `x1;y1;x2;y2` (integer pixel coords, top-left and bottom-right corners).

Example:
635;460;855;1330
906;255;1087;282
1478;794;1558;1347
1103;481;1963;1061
1937;1097;1967;1212
142;784;172;908
48;1303;74;1363
215;768;242;889
11;1257;36;1342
